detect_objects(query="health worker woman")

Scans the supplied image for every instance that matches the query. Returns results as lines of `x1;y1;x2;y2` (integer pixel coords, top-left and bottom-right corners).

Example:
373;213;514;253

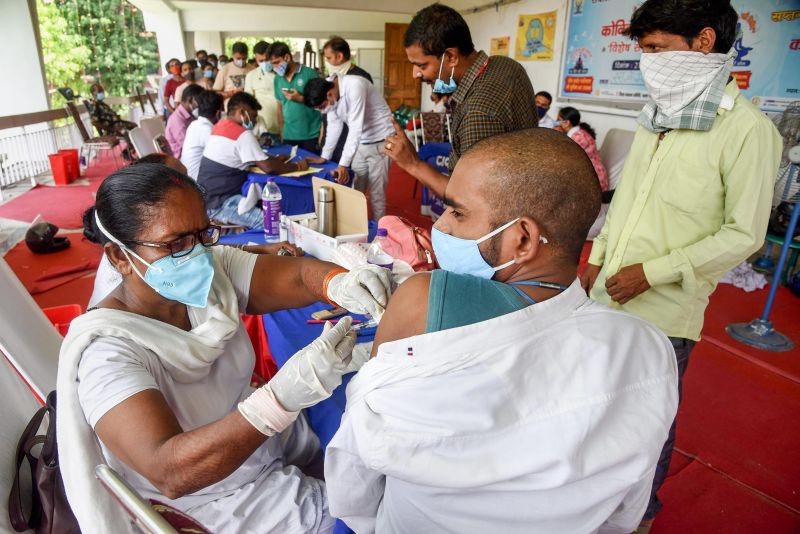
56;162;390;533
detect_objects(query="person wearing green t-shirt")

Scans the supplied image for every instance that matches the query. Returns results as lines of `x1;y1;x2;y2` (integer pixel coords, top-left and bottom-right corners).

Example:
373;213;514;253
270;42;322;154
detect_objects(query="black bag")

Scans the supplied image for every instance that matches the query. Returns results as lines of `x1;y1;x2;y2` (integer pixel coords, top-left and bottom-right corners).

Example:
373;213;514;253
8;391;80;533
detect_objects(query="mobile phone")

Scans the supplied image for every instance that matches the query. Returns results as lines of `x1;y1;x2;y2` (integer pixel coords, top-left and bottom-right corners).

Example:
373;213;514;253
311;307;347;320
281;87;291;93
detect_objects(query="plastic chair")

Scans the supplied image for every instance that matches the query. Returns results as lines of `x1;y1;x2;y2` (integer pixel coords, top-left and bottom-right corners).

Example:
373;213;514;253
65;101;121;170
140;116;165;141
752;232;800;284
128;126;156;158
598;128;635;202
96;465;209;533
152;134;172;156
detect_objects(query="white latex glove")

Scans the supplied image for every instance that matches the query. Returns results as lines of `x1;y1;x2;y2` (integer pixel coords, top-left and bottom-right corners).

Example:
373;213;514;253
267;316;356;412
344;341;373;374
327;264;393;319
239;317;356;436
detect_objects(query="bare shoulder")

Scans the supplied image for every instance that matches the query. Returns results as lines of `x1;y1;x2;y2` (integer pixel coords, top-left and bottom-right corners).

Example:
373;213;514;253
371;273;432;357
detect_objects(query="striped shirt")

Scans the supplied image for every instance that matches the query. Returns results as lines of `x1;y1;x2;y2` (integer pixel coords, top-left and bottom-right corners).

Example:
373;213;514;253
448;51;538;171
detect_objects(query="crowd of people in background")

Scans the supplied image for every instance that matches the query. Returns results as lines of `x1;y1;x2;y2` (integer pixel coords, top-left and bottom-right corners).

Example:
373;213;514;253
68;1;783;532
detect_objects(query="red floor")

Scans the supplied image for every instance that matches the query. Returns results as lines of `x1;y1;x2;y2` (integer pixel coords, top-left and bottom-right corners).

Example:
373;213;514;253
3;158;799;532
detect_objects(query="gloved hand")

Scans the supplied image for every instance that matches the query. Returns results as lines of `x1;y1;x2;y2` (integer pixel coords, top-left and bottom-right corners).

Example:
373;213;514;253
327;264;393;319
239;318;356;435
344;341;373;374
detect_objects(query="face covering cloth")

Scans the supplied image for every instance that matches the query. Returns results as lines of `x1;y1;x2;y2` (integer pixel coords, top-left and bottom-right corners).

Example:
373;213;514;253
637;49;735;133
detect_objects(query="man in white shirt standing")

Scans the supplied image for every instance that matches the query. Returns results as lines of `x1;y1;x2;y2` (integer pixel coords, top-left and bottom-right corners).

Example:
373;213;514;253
325;128;679;533
245;41;280;137
303;75;394;219
181;90;223;180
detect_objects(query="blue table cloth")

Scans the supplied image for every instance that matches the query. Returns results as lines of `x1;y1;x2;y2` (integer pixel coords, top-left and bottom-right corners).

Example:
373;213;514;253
219;231;375;534
241;145;341;216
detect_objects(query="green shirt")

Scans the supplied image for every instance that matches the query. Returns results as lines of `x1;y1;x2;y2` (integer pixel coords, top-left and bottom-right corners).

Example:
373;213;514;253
274;64;321;141
588;82;782;340
426;270;527;333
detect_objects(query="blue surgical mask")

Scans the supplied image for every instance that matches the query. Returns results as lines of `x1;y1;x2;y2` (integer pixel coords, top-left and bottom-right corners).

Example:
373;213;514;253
433;53;457;95
204;69;214;78
275;61;288;77
95;92;106;101
94;213;215;308
259;61;272;73
432;218;540;279
242;112;255;130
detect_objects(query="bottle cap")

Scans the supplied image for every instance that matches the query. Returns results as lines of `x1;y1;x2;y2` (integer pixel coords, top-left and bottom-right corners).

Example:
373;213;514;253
318;186;334;202
375;228;388;237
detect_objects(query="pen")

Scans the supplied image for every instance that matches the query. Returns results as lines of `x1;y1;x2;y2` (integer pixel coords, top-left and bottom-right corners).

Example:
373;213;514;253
306;319;362;325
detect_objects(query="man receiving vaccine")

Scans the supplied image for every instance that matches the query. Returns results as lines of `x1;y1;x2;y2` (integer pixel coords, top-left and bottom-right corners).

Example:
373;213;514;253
580;0;782;529
325;128;680;533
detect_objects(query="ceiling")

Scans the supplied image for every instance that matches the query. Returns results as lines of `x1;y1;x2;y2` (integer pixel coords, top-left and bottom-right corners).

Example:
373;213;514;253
168;0;485;15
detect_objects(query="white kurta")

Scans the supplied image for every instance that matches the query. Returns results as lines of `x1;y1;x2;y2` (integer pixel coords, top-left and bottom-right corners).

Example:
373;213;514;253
326;280;678;534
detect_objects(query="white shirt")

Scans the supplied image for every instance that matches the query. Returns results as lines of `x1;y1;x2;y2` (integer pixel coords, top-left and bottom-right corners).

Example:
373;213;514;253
181;116;214;179
202;119;267;170
539;114;558;128
77;247;329;533
326;281;679;534
322;75;394;167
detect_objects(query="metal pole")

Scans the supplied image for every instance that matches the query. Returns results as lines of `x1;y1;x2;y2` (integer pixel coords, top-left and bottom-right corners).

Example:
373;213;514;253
761;200;800;321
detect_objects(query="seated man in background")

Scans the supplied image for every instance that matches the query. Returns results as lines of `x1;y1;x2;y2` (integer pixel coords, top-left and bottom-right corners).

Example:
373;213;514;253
197;92;310;229
165;84;204;159
303;75;394;220
89;83;136;139
535;90;558;128
181;90;223;179
326;128;679;533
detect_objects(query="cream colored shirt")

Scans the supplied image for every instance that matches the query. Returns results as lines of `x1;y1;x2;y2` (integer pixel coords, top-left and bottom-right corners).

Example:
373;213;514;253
245;67;280;134
213;63;248;93
589;82;782;340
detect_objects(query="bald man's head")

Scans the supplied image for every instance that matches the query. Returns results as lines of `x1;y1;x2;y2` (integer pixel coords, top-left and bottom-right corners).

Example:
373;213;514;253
458;128;601;264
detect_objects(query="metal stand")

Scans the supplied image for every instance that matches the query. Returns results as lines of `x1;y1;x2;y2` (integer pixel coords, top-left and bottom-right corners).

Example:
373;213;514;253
727;201;799;351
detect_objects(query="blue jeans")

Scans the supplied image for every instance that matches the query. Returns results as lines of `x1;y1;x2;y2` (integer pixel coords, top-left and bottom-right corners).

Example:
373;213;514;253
207;195;264;230
644;336;696;520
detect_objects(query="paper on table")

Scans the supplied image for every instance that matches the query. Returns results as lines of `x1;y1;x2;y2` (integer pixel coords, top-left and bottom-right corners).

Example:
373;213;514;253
280;167;323;178
248;166;322;177
290;145;298;161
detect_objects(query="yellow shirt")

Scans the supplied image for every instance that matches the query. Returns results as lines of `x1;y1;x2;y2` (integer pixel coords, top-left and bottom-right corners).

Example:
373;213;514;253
589;82;782;340
244;67;280;134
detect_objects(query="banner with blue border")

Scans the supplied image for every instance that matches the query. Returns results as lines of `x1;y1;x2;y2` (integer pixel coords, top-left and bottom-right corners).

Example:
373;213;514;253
558;0;800;111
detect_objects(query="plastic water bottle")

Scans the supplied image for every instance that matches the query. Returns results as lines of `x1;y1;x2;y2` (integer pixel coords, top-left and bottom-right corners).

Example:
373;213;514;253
367;228;396;270
262;178;282;243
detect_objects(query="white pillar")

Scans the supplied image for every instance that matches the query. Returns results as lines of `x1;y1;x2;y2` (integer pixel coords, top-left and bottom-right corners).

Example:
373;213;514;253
194;31;224;56
0;0;49;115
142;8;187;68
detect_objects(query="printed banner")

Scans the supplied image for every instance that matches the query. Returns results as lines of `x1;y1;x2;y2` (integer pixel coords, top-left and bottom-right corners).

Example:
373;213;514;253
559;0;800;111
490;36;511;56
514;11;557;61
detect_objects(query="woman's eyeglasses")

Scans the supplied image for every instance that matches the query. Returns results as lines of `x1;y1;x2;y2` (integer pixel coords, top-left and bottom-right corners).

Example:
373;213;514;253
129;225;221;258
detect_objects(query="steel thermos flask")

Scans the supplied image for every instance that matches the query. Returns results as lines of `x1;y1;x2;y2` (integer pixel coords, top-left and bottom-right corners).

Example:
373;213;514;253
317;186;336;237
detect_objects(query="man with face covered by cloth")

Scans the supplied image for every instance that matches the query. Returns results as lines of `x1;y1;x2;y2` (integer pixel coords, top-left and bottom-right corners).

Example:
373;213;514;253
325;128;679;533
580;1;782;527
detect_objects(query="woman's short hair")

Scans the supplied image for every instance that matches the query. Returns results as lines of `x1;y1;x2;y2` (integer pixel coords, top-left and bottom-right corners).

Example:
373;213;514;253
83;163;203;246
